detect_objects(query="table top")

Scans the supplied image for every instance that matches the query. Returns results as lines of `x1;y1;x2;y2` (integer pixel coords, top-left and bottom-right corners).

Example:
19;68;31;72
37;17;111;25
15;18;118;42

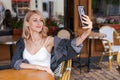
0;35;20;45
0;69;54;80
89;31;106;39
116;36;120;39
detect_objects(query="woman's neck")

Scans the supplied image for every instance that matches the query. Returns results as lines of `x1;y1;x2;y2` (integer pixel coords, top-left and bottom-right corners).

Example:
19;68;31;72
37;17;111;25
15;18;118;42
30;31;42;42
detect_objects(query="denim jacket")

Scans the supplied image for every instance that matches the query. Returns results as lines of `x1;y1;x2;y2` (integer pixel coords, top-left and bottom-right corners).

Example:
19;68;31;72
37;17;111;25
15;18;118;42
10;36;83;71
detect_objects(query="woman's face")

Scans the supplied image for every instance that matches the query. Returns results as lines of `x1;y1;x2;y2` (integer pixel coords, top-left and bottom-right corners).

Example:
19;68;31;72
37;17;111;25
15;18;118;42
27;14;44;32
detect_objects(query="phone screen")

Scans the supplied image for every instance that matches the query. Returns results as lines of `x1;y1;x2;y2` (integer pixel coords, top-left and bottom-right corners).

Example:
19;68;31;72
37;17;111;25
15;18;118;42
78;6;86;27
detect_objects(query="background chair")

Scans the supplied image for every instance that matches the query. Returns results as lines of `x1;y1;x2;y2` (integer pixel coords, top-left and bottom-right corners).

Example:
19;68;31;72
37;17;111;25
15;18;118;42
117;52;120;66
53;28;73;80
99;25;120;70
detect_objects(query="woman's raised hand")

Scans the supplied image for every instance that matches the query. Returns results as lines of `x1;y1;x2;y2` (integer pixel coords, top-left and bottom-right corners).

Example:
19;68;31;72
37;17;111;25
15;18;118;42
82;15;92;30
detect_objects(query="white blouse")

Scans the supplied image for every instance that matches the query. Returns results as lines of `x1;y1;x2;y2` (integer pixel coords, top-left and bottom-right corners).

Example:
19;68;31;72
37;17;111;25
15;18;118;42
23;37;51;68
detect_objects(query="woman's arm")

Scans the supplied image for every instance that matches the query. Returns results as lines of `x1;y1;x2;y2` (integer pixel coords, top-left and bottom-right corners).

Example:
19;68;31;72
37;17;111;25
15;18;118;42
76;15;92;46
20;63;54;76
19;63;49;70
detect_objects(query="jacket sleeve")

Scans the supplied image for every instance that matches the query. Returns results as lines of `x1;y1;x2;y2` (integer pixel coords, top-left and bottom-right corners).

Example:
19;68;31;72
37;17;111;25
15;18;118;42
10;38;29;70
71;38;83;53
54;36;83;59
51;36;83;71
56;38;83;60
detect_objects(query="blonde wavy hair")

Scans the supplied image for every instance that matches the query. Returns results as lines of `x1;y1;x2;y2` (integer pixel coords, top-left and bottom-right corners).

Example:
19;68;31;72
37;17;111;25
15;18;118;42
22;10;48;39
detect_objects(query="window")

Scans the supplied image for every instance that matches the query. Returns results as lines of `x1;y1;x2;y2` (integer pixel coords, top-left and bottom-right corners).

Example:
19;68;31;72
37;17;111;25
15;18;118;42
92;0;120;16
12;1;30;18
43;3;47;12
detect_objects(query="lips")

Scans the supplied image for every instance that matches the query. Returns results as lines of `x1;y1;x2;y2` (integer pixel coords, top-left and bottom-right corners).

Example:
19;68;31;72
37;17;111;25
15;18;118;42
36;26;41;28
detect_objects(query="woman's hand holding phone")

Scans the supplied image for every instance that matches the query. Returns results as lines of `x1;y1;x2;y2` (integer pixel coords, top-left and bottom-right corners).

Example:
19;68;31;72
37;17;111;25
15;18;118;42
81;15;92;30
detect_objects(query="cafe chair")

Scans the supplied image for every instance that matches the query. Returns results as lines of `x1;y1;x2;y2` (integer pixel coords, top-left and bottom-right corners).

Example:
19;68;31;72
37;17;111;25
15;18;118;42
116;53;120;74
99;25;120;70
117;52;120;66
53;28;73;80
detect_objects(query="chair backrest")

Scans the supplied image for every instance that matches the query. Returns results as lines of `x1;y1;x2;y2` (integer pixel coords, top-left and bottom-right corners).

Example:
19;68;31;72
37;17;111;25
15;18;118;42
57;29;71;39
54;28;73;80
99;26;115;43
54;27;74;39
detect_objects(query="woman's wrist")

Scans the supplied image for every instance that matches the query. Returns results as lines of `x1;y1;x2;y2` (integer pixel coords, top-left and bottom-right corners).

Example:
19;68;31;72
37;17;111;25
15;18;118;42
34;65;46;70
80;36;84;41
34;65;37;69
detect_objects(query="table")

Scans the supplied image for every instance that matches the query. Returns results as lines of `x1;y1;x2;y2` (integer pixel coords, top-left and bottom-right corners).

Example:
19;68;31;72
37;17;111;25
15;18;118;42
0;69;54;80
0;35;20;60
87;31;106;72
0;35;20;69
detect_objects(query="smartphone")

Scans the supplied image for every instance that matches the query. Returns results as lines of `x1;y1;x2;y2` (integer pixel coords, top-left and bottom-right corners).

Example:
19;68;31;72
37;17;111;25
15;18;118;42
78;6;86;27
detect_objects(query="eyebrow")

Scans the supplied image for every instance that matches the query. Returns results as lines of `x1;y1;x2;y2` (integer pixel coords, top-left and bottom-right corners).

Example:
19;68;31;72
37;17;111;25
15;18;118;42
32;17;43;20
32;18;38;19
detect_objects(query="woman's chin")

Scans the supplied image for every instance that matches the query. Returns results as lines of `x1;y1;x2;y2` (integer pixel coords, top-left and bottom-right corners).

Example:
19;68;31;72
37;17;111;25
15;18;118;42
38;30;42;33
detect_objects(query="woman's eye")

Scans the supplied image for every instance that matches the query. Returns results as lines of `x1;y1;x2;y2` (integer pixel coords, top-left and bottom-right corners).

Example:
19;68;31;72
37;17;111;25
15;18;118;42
40;19;43;22
32;19;43;23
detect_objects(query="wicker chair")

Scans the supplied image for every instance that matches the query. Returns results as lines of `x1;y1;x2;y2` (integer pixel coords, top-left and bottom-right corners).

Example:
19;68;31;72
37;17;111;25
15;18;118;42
54;28;73;80
117;52;120;66
99;26;120;70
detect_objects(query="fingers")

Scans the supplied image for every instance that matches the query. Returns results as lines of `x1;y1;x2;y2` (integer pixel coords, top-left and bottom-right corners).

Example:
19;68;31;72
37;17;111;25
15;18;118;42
36;66;54;76
44;67;54;77
46;68;54;77
82;15;92;25
81;15;92;29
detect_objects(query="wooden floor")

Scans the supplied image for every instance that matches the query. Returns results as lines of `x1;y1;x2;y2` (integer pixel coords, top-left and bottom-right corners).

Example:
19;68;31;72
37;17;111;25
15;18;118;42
0;60;120;80
71;62;120;80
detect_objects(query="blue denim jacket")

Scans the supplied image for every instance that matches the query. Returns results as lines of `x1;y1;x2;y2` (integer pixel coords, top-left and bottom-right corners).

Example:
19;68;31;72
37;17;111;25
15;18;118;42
10;36;83;71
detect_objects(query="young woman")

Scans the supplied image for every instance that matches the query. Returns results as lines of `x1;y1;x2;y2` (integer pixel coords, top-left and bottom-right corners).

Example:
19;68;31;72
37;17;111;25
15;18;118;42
11;10;92;76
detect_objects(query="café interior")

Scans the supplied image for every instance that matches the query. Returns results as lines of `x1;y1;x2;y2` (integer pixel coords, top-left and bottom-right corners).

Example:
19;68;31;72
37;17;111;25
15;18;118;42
0;0;120;80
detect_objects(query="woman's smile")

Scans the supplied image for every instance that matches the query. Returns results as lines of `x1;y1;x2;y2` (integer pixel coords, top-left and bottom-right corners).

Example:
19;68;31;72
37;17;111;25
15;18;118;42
36;26;41;28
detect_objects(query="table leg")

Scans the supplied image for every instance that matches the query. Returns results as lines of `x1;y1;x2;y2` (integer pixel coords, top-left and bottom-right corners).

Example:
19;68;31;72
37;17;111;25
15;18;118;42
88;38;92;72
87;38;101;72
9;44;13;60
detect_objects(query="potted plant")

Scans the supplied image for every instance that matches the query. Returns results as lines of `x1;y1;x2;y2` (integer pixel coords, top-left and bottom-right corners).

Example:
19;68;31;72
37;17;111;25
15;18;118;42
12;19;23;35
46;18;59;35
